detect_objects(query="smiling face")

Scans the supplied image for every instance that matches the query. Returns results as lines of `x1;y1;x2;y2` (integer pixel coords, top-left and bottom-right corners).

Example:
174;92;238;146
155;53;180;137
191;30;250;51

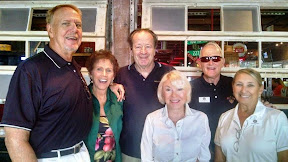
131;31;156;70
198;44;225;84
47;7;82;60
90;59;115;92
233;73;264;106
162;79;187;110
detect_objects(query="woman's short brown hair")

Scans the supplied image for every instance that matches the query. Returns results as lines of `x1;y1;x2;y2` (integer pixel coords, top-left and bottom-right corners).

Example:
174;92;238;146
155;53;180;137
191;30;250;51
85;50;119;76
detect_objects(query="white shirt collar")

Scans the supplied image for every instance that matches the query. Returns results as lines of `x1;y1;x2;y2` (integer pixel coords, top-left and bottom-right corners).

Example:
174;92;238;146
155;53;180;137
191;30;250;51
233;100;266;126
161;103;194;125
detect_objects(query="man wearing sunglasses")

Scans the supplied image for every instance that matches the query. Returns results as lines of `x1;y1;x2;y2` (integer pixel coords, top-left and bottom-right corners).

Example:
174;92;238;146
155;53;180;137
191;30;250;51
188;42;237;160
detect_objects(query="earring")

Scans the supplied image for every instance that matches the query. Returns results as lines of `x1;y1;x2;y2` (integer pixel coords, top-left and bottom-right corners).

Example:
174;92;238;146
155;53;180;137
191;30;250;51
90;78;93;84
110;79;114;86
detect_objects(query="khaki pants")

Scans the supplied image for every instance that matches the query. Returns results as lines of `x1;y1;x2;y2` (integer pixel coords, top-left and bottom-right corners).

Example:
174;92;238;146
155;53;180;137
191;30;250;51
122;153;141;162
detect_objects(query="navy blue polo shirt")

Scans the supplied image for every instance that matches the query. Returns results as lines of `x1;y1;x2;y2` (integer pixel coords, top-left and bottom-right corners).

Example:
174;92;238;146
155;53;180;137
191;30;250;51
188;74;237;153
115;62;174;158
1;45;93;156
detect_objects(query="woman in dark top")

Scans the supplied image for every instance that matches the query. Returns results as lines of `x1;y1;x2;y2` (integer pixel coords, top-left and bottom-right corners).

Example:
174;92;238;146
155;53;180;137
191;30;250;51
84;50;123;162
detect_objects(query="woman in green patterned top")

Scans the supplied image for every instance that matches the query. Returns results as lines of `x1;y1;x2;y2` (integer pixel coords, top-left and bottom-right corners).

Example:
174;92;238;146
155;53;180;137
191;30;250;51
84;50;123;162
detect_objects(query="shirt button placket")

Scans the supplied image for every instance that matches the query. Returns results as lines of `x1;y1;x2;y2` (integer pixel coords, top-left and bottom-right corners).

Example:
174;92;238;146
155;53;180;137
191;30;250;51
175;123;181;160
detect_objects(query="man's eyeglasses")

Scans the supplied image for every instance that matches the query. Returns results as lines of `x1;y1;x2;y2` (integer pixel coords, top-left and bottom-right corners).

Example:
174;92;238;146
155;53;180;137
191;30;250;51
200;56;222;62
234;128;241;152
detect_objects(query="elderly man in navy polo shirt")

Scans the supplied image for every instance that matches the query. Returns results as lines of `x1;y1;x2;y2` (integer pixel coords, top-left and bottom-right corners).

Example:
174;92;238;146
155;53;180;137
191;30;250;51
188;42;237;160
189;42;275;161
1;4;93;161
189;42;271;160
114;28;174;161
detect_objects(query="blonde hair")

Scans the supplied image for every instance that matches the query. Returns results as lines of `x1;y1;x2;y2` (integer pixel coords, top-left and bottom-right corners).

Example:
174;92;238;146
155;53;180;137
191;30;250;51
233;68;262;86
46;4;82;24
157;70;191;104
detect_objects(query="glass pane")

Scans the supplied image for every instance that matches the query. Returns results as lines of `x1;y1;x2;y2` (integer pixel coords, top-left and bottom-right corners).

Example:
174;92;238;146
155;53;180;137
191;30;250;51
262;77;288;103
0;8;29;31
31;9;48;31
29;41;49;57
224;41;258;68
261;9;288;32
74;42;95;67
155;41;184;66
261;42;288;68
152;7;185;31
223;6;260;32
0;41;25;65
187;40;219;67
81;8;97;32
188;9;220;31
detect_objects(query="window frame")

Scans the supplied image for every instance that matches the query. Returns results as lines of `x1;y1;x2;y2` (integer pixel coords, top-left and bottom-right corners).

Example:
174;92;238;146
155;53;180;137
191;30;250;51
142;1;288;78
0;1;108;74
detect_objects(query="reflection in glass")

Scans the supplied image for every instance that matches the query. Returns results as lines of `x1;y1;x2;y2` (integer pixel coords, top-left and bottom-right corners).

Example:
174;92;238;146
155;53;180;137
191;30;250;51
0;41;25;65
224;41;258;68
261;9;288;32
261;42;288;68
188;9;220;31
187;40;214;67
0;8;29;31
152;7;185;31
155;41;184;66
30;41;49;57
31;9;48;31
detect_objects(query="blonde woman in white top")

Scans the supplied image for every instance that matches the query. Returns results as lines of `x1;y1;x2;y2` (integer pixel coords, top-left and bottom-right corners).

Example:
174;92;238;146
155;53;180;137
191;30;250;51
214;68;288;162
141;70;211;162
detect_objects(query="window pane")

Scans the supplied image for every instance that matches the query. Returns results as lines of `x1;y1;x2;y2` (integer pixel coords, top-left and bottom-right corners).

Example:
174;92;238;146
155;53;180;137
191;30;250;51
223;6;260;32
31;9;48;31
74;42;95;67
30;41;49;57
261;42;288;68
224;41;258;68
0;8;29;31
155;41;184;66
261;9;288;32
188;9;220;31
152;7;185;31
81;8;97;32
0;41;25;65
187;40;212;67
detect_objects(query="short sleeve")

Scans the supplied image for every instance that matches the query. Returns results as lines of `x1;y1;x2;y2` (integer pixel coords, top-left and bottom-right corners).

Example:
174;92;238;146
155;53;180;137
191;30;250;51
1;64;40;130
275;112;288;152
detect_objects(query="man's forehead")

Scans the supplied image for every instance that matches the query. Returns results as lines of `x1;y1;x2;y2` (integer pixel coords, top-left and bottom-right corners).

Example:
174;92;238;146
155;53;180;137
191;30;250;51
55;7;81;18
201;44;222;57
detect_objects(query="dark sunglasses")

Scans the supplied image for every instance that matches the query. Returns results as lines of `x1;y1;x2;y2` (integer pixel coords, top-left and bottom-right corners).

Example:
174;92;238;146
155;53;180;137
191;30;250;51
200;56;222;62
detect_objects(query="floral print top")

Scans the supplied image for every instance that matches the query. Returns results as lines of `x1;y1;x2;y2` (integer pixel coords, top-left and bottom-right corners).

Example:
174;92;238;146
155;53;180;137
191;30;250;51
94;116;116;162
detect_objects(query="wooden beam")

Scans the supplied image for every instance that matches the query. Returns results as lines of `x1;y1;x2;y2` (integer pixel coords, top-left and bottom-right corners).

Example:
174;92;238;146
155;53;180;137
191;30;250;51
112;0;131;67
